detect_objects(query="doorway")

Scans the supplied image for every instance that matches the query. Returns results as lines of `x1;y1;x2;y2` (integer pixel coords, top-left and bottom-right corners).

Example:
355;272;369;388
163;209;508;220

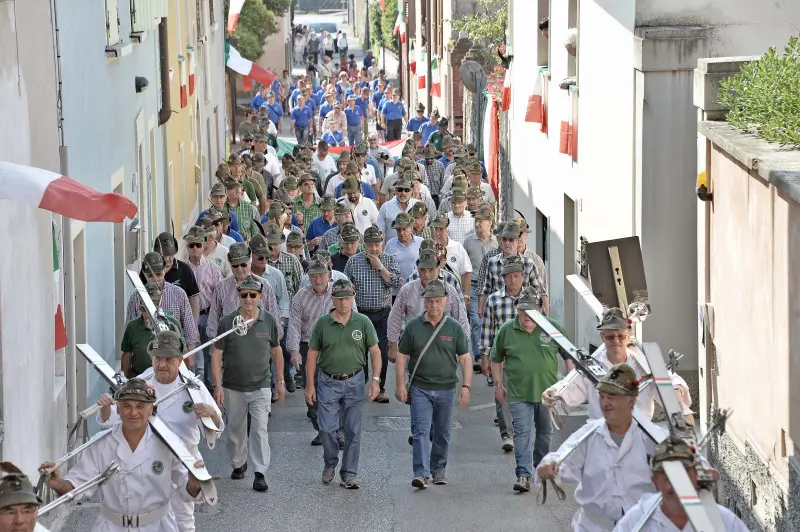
563;195;577;338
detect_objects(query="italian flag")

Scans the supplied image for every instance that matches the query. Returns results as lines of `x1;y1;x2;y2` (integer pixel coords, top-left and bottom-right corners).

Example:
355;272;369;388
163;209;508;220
225;41;276;88
53;223;67;350
417;48;426;89
393;11;406;43
501;64;512;112
430;56;441;97
0;161;138;222
410;42;416;74
227;0;246;33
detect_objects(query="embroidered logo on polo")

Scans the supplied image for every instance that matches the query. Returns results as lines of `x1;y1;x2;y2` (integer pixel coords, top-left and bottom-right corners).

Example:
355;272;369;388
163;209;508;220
539;332;551;344
183;400;193;413
351;330;363;341
439;335;453;342
166;311;174;318
151;460;164;475
450;256;457;263
361;210;368;216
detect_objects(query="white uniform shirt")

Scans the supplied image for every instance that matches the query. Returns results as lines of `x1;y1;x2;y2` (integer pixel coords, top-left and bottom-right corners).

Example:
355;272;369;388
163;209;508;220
342;195;379;234
220;234;236;248
64;424;200;532
205;242;231;278
536;418;667;532
553;346;691;420
444;239;473;279
614;493;749;532
312;155;337;182
360;164;377;186
97;370;224;457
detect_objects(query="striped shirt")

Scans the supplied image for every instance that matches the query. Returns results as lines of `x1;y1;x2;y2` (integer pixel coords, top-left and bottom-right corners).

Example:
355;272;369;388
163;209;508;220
481;252;546;298
387;279;470;343
481;287;519;355
185;256;223;310
125;282;199;346
285;282;358;351
205;275;279;338
256;265;291;319
407;269;461;292
268;251;304;301
447;211;475;245
376;197;419;243
343;251;403;310
225;199;257;240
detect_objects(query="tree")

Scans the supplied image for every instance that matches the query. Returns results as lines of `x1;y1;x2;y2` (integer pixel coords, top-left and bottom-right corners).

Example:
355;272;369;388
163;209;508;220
225;0;278;61
450;0;508;100
379;0;399;55
369;0;384;51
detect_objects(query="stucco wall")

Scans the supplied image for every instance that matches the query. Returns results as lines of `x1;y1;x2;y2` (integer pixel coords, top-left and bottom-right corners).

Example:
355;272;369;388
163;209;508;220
258;16;289;73
0;0;68;478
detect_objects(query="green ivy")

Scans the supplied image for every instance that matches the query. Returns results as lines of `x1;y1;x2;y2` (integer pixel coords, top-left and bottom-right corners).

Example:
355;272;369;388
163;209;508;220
718;35;800;147
450;0;507;64
369;0;384;50
380;0;400;56
225;0;278;62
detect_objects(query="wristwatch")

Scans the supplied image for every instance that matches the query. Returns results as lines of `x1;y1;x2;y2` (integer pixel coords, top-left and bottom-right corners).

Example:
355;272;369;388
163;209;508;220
462;384;471;390
278;380;286;385
371;376;380;383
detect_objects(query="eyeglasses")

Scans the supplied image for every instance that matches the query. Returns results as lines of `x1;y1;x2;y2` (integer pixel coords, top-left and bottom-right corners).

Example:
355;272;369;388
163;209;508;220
231;263;248;269
188;243;203;249
395;187;410;193
239;292;259;299
144;272;165;278
603;333;628;340
254;255;268;261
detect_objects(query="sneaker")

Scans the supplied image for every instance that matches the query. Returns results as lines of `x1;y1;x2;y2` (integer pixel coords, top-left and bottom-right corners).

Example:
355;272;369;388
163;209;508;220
513;476;531;492
487;375;494;386
230;463;247;480
502;437;514;452
322;467;336;484
340;474;360;489
285;379;296;393
411;476;428;489
311;434;322;446
374;392;390;403
432;472;447;485
252;472;268;492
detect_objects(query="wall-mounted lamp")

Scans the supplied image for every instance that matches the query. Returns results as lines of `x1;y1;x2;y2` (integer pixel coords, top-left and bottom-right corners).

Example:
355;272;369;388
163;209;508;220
135;76;149;93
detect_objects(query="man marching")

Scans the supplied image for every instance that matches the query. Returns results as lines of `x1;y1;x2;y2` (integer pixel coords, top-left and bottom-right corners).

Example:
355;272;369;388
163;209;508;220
395;280;473;489
96;330;223;532
41;379;205;531
210;276;285;492
536;364;667;531
304;279;381;488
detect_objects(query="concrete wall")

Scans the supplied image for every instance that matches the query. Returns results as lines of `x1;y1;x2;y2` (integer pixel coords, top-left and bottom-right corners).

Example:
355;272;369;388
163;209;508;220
0;0;68;480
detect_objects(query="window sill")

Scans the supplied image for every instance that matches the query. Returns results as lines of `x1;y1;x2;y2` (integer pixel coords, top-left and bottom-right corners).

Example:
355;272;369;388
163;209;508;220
131;31;148;44
106;42;133;60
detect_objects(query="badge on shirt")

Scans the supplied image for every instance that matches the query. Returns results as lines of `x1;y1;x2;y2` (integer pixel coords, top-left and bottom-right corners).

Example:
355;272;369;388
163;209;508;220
539;332;551;345
152;460;164;475
183;400;193;413
450;256;457;263
166;311;174;318
361;210;368;216
352;330;363;341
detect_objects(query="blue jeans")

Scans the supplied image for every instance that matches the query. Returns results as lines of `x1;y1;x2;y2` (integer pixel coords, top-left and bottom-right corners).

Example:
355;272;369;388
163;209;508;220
409;385;456;478
317;370;365;478
295;125;309;145
509;401;553;478
347;124;361;146
198;313;209;385
362;308;389;392
469;285;482;362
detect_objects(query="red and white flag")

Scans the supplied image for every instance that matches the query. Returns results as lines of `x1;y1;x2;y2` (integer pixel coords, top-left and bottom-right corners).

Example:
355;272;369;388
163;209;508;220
227;0;246;33
393;11;406;43
417;48;427;89
410;42;417;74
226;41;276;88
501;64;512;112
0;161;138;222
430;56;441;97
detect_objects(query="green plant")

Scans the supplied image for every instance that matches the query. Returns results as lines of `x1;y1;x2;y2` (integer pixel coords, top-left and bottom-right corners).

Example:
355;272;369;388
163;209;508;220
369;0;384;50
380;0;399;55
449;0;507;99
225;0;278;61
718;35;800;147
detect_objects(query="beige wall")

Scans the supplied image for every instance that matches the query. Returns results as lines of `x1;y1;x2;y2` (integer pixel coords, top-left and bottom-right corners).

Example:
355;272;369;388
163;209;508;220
707;142;800;481
257;16;289;73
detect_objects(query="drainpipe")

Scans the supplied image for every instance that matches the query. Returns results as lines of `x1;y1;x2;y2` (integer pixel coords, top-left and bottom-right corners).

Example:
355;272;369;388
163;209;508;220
158;18;173;126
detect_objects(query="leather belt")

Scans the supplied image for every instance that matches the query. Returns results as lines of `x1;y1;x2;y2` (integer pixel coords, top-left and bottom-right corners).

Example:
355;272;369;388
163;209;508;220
101;503;170;528
359;307;389;314
200;308;210;315
322;370;362;381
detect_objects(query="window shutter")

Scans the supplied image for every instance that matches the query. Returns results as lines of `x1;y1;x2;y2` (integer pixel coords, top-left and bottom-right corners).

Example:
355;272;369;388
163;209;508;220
106;0;121;45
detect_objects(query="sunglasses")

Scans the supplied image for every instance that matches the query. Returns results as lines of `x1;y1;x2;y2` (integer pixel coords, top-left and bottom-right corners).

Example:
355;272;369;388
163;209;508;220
144;272;165;278
603;333;628;340
239;292;259;299
395;187;411;193
254;255;268;261
231;263;248;269
188;243;203;249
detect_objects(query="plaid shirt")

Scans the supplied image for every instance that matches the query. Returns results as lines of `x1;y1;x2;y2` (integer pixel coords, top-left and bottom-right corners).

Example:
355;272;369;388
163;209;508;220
185;256;223;310
205;275;279;338
226;199;257;240
481;252;546;298
344;251;402;310
257;265;291;319
476;248;501;296
447;211;474;245
322;225;341;251
268;251;304;301
423;159;446;196
285;282;358;352
125;282;199;346
481;287;519;355
523;247;549;295
376;197;419;243
387;279;470;343
413;225;432;240
293;195;322;231
407;269;461;292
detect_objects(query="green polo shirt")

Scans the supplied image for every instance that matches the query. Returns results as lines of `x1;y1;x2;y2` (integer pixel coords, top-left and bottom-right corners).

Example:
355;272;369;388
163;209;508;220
216;309;280;392
246;176;265;199
309;312;378;375
398;314;470;391
121;316;184;374
490;316;567;403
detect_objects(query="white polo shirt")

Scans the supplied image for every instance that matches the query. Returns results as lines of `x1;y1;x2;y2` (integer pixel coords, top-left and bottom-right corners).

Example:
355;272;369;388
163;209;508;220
445;239;473;279
343;195;379;234
360;164;377;186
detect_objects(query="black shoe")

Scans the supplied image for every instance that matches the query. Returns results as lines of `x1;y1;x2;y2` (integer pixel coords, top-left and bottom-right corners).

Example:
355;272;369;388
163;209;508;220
408;435;413;445
271;393;278;403
473;363;482;373
338;437;345;450
311;434;322;446
231;463;247;480
374;392;390;404
253;472;268;492
286;379;296;393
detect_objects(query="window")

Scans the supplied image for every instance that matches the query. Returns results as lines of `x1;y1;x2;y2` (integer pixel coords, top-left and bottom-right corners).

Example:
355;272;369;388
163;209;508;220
209;0;215;26
131;0;168;34
106;0;121;46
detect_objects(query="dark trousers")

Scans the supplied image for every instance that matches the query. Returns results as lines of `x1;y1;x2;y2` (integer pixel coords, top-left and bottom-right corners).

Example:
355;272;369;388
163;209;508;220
300;342;319;429
361;308;389;392
386;119;403;141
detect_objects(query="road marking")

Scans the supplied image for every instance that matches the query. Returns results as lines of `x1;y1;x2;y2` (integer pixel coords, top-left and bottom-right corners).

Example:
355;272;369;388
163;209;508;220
468;402;496;411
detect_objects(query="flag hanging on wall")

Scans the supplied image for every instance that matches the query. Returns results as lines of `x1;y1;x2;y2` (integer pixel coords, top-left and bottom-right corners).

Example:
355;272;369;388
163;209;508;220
52;223;67;350
418;48;427;89
501;64;512;112
225;41;276;88
410;42;416;74
227;0;246;33
430;56;441;97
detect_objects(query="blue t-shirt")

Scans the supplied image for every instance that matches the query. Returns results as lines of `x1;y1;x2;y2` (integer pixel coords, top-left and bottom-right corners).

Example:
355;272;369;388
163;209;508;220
306;217;336;241
261;214;300;227
305;97;317;116
271;79;281;97
290;89;303;107
197;208;240;233
335;180;376;200
382;101;406;121
355;96;370;116
419;122;439;144
371;90;385;108
226;228;244;243
251;93;265;110
264;102;283;125
366;155;383;180
291;106;312;127
321;130;344;146
363;55;374;68
318;102;334;120
437;155;453;167
407;116;429;132
344;106;363;126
